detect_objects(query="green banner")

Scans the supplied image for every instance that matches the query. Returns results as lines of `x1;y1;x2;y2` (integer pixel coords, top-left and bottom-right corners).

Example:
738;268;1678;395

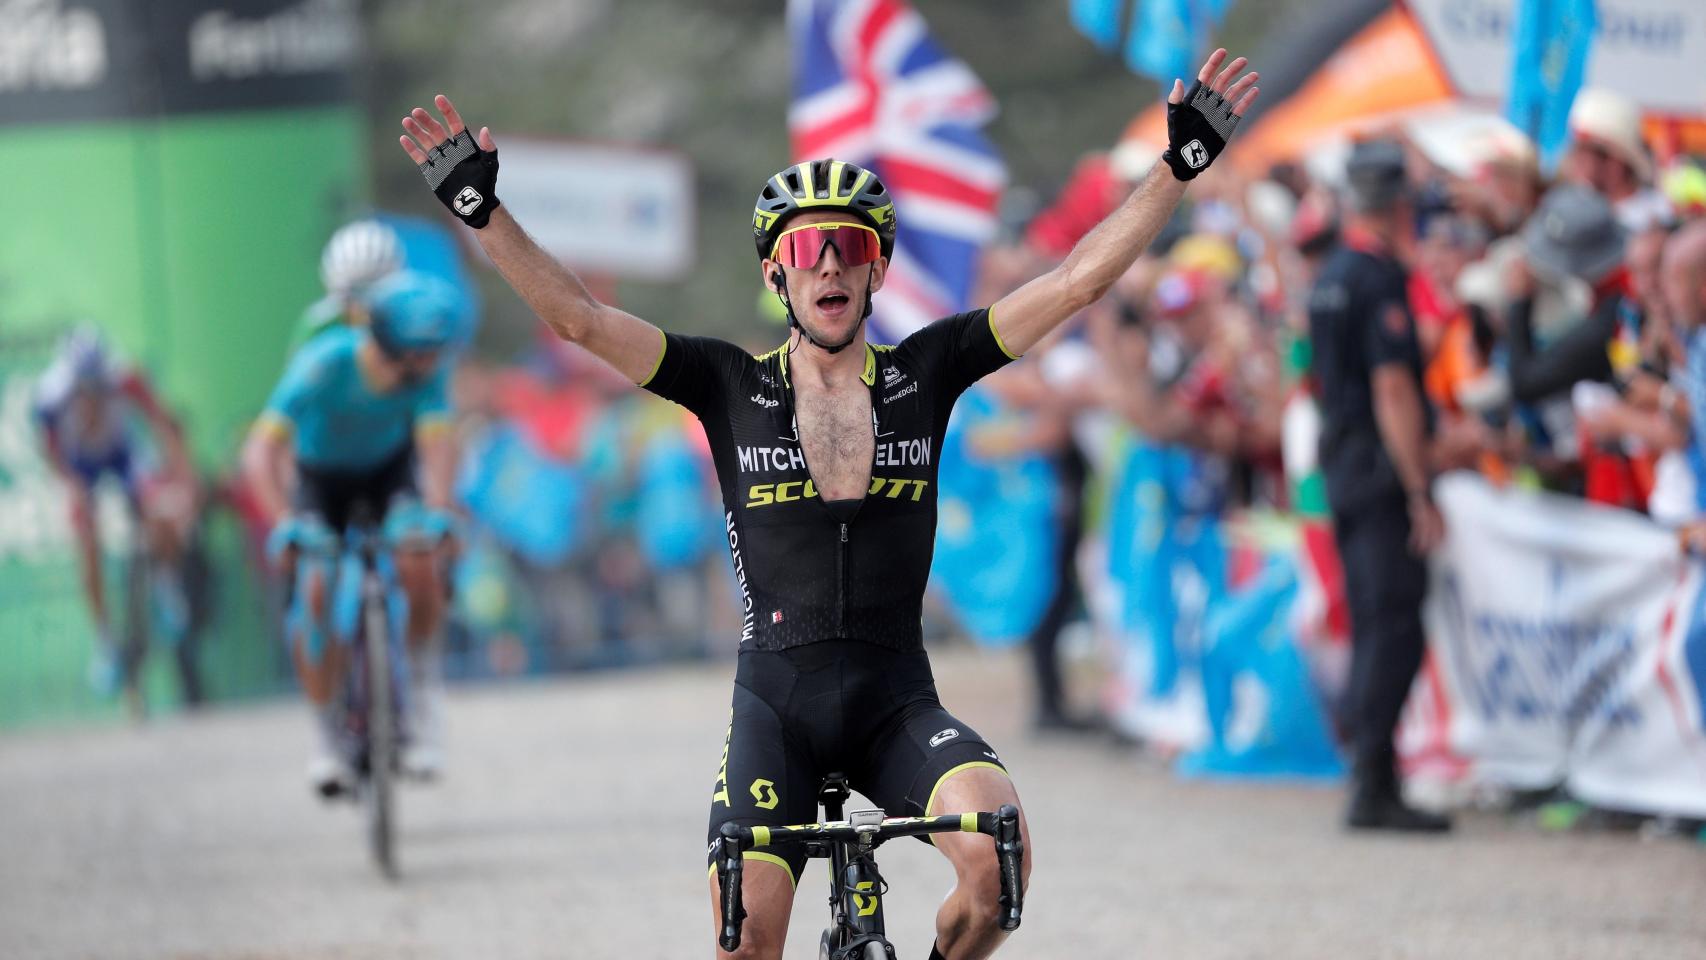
0;0;369;725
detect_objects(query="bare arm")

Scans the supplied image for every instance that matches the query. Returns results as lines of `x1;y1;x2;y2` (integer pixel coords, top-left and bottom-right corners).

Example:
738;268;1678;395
1372;364;1432;499
992;51;1258;356
413;423;457;512
240;421;294;528
400;97;665;385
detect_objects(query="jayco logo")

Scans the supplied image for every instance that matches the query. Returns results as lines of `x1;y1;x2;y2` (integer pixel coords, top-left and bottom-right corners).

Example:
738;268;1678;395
0;0;108;93
748;393;779;409
1181;139;1209;169
453;186;484;217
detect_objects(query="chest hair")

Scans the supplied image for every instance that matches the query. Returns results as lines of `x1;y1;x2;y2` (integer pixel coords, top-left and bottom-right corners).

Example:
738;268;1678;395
795;384;874;501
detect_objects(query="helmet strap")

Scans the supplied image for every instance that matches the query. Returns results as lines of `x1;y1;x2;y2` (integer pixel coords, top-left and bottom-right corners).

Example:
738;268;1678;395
773;269;860;355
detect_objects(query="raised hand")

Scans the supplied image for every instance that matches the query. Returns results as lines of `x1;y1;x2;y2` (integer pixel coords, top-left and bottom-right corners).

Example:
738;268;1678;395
1161;48;1259;181
399;95;502;228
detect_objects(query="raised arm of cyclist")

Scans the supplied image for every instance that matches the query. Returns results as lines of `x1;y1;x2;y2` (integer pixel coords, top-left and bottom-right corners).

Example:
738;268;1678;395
992;50;1258;356
397;97;664;384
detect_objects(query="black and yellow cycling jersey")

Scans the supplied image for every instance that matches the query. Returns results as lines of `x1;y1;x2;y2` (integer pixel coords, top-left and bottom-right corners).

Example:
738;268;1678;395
641;307;1018;653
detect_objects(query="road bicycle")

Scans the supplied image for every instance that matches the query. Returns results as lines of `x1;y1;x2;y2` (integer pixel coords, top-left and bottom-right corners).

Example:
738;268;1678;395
714;773;1023;959
283;507;414;879
108;509;205;720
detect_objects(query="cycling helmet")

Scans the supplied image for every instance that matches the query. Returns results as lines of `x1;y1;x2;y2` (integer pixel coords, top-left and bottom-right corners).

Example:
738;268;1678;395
752;159;897;261
320;219;404;298
365;271;464;357
61;326;110;387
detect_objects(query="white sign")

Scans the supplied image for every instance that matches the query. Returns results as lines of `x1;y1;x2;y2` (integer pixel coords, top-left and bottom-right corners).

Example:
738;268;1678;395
1408;0;1706;115
1417;474;1706;816
495;139;694;281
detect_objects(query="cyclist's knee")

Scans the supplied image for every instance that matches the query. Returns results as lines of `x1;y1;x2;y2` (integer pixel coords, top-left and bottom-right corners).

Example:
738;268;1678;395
392;548;438;596
301;566;332;626
67;489;97;537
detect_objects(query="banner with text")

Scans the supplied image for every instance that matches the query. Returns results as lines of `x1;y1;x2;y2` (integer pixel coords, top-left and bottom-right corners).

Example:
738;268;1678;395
1422;474;1706;816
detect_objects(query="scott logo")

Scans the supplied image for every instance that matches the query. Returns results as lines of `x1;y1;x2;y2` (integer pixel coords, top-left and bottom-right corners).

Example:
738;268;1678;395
928;728;959;748
854;880;880;917
750;778;779;810
1181;139;1209;169
453;186;484;216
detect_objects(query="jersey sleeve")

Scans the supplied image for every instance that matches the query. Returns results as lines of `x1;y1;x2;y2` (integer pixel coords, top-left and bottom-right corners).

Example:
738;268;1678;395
1363;290;1418;371
412;365;454;433
895;307;1019;403
638;331;750;418
261;337;332;432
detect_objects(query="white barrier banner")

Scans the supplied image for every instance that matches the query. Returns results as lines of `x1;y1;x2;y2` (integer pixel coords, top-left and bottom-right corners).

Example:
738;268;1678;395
1408;0;1706;116
1424;474;1706;816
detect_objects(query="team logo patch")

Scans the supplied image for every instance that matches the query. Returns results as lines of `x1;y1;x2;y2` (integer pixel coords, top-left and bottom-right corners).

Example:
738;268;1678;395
453;186;484;216
928;728;960;748
1181;139;1209;169
750;778;779;810
1382;303;1410;336
772;610;784;624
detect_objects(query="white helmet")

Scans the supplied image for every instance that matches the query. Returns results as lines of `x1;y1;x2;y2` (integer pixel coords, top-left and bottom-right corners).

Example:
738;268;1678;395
320;219;404;299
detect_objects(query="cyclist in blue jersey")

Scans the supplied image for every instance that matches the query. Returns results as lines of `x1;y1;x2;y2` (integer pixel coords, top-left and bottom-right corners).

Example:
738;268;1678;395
35;328;199;695
400;45;1255;960
242;271;462;795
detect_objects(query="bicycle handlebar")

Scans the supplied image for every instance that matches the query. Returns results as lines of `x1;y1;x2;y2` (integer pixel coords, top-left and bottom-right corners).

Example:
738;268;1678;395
714;805;1024;951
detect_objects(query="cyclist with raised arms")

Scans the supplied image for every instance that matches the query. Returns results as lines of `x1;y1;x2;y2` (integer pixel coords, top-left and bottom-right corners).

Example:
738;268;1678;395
242;271;462;795
399;48;1255;960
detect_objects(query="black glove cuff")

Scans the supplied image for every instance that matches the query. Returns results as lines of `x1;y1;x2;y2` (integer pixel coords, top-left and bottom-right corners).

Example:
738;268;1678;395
419;130;501;229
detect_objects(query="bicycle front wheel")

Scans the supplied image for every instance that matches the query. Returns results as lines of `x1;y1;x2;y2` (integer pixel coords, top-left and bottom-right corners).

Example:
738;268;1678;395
362;575;397;879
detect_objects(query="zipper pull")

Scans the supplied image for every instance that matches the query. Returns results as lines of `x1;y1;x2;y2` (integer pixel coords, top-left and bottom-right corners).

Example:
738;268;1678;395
840;523;849;543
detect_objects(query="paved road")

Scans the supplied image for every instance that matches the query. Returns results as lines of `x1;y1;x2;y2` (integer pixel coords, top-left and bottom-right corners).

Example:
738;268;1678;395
4;649;1703;959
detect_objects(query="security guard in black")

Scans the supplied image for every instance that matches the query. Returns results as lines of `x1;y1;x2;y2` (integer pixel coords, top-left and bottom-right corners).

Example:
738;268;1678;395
1307;140;1449;833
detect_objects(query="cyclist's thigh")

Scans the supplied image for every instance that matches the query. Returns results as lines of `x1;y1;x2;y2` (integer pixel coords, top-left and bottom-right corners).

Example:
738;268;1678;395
856;678;1009;821
705;653;819;888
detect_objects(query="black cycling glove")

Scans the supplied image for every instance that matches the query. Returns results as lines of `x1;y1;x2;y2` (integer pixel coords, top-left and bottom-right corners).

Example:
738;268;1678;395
419;130;501;229
1161;80;1241;181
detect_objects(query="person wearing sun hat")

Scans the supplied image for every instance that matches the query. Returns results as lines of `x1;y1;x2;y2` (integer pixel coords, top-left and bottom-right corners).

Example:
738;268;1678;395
1505;185;1667;509
1565;88;1672;232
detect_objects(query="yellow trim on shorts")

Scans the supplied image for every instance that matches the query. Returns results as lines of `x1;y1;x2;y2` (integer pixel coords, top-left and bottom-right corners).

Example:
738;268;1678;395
924;761;1010;846
707;850;797;889
638;327;667;387
987;306;1021;361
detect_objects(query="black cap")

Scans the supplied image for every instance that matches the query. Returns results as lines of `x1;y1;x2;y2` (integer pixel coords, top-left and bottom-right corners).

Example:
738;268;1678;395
1344;139;1408;212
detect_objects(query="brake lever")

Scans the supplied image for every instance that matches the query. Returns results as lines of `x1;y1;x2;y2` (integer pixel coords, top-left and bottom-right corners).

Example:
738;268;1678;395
716;823;747;951
993;804;1024;931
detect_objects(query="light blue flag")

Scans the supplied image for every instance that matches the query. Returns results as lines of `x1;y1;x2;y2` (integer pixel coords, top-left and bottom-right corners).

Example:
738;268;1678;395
1125;0;1232;85
1071;0;1124;51
1507;0;1598;171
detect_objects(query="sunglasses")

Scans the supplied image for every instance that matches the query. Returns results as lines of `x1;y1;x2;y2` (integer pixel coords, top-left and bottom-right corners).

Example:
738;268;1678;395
769;223;883;270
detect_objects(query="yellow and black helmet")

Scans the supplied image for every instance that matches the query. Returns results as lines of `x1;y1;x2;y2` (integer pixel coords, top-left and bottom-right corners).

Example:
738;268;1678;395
753;159;897;261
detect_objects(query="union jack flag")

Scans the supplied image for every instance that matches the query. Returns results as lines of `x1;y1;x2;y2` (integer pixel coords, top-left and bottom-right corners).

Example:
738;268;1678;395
787;0;1007;341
